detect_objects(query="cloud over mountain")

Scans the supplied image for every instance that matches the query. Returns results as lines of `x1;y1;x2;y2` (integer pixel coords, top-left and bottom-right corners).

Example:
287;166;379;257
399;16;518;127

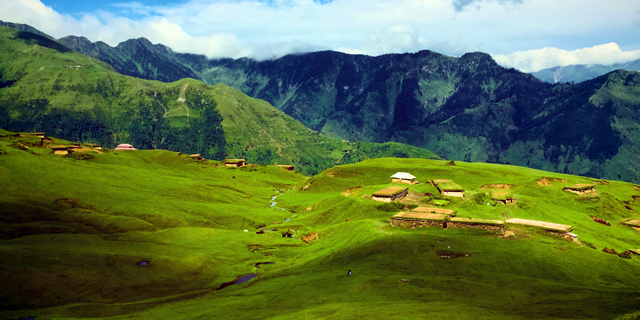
1;0;639;69
493;43;640;72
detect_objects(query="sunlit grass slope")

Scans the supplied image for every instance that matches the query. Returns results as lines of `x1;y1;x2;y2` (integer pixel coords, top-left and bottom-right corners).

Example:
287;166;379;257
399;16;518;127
127;159;640;320
0;132;305;315
2;139;640;319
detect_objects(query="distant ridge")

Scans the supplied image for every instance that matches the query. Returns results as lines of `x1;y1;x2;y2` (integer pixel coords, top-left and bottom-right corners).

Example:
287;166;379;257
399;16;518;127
530;59;640;83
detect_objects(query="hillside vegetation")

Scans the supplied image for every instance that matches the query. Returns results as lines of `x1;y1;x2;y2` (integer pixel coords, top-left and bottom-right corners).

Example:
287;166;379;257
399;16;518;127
0;26;437;175
1;131;640;319
23;20;640;183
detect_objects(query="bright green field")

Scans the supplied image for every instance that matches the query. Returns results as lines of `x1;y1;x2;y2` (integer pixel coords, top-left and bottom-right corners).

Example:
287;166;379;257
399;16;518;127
1;134;640;319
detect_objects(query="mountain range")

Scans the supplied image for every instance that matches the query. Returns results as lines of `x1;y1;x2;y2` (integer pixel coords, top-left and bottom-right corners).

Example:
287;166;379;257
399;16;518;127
0;25;437;175
531;59;640;84
2;21;640;182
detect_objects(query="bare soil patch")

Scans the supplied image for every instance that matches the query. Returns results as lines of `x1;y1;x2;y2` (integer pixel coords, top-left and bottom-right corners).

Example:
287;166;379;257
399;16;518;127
481;183;512;189
302;232;319;244
398;191;427;205
342;186;363;197
537;177;567;186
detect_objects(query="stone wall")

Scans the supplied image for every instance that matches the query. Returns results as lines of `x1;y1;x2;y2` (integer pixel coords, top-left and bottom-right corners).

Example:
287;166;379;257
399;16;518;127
447;221;504;231
390;217;444;228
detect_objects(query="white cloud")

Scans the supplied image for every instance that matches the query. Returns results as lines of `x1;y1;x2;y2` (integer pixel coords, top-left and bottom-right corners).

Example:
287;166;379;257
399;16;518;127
492;43;640;72
0;0;638;68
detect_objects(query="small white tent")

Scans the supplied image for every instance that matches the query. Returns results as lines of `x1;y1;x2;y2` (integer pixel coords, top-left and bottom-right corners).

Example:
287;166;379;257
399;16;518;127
391;172;416;184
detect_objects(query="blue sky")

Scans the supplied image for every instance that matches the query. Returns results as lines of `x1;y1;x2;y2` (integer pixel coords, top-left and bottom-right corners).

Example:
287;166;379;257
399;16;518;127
2;0;640;72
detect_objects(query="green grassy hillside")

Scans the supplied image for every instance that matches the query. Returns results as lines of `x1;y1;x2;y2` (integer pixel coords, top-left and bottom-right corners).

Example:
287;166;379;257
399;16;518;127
1;132;640;319
0;26;437;175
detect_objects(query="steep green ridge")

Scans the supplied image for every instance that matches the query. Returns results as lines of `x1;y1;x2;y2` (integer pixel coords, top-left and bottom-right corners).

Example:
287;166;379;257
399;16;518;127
0;20;55;40
0;26;437;175
57;35;200;83
1;134;640;319
0;26;226;160
531;59;640;84
212;83;437;174
196;52;640;183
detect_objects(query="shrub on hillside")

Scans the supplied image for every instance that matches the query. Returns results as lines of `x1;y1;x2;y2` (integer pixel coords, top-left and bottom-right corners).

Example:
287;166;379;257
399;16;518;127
472;192;490;205
66;152;95;161
615;311;640;320
9;142;28;151
377;202;415;212
619;250;634;259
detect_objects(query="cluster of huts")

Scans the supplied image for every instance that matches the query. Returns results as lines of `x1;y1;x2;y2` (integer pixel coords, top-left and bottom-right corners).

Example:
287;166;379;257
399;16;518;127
370;172;467;203
368;171;589;241
222;159;294;171
390;209;577;240
6;132;298;171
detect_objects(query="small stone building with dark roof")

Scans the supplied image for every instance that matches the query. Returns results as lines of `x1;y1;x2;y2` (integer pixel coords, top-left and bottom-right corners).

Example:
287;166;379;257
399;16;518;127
224;159;247;167
371;186;409;202
50;145;69;155
433;180;465;198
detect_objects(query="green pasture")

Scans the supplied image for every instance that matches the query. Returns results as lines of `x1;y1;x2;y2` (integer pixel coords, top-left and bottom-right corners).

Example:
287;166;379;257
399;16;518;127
2;138;640;319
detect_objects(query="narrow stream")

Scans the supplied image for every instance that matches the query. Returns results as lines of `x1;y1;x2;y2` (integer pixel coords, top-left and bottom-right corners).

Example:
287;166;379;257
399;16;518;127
216;262;274;290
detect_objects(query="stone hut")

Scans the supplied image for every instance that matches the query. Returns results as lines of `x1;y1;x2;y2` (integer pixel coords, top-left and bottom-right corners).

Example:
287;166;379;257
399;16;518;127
391;172;416;184
50;145;69;155
68;145;83;152
563;184;596;195
447;217;505;231
621;220;640;228
433;180;465;198
277;165;295;171
224;159;247;167
115;144;137;150
40;137;52;146
86;143;102;150
371;186;409;202
30;132;45;138
490;191;517;204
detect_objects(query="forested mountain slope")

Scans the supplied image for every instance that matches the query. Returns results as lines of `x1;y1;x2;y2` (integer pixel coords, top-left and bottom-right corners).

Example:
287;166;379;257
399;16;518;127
0;26;436;175
3;22;640;182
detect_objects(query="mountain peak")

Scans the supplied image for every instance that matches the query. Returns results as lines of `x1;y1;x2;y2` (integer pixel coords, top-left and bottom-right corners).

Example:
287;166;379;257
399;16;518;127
0;20;55;40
